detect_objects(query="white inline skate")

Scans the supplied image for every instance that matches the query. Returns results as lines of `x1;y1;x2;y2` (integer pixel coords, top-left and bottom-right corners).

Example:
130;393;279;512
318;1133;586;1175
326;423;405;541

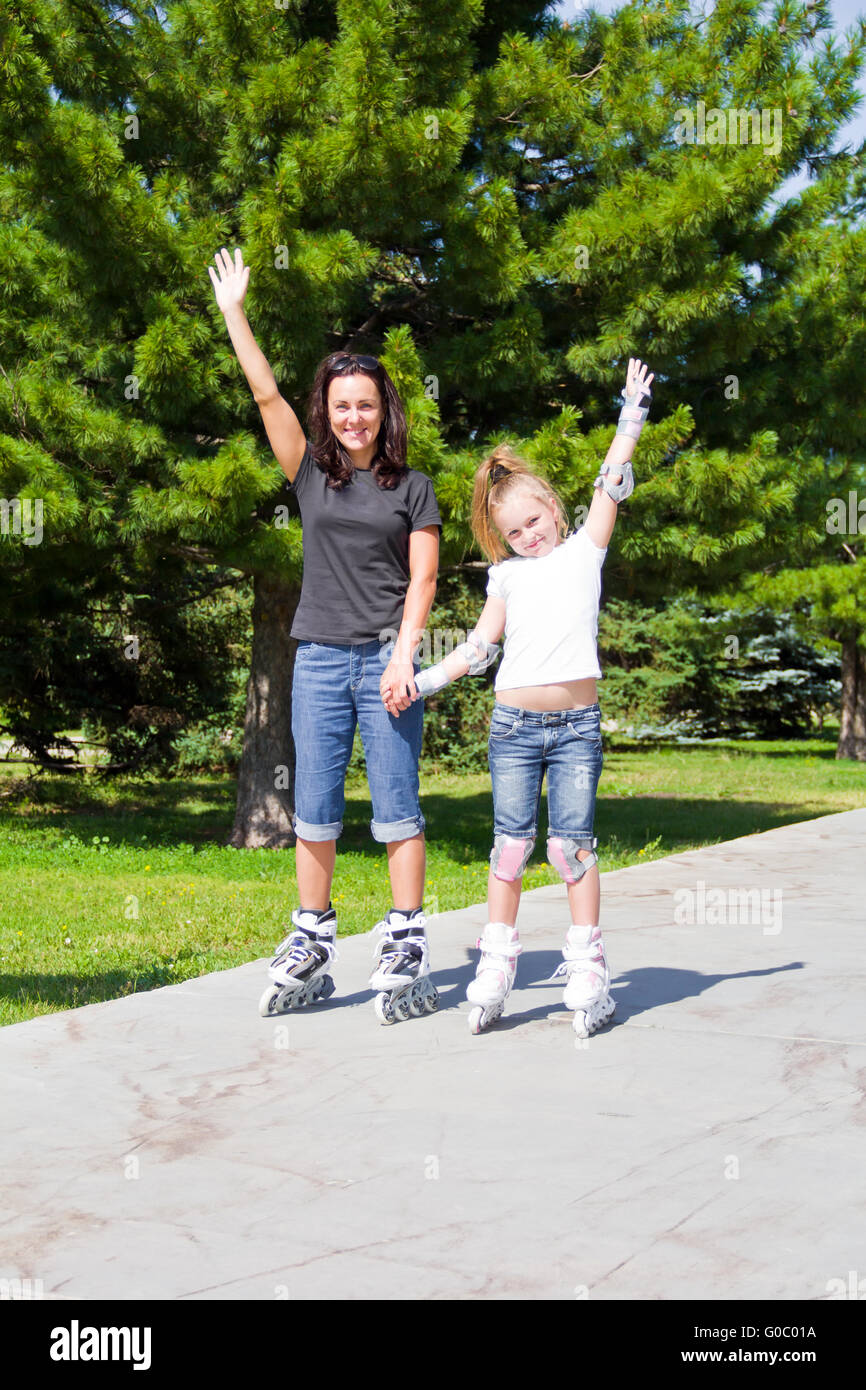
369;909;439;1025
549;923;615;1039
467;922;523;1035
258;906;338;1017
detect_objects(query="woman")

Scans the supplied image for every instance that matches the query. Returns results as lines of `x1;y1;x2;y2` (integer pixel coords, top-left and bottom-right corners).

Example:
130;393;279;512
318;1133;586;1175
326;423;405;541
208;247;441;1023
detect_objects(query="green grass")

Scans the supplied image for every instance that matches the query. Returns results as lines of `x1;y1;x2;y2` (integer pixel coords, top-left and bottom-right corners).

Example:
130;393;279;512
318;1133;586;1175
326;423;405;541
0;738;863;1026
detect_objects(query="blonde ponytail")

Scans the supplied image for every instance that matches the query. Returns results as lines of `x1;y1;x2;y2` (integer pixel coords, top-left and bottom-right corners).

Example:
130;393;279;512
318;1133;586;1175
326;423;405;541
470;443;569;563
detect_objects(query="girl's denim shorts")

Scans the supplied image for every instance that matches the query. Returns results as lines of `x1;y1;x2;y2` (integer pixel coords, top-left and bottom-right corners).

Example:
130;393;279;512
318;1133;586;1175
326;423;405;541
488;701;602;846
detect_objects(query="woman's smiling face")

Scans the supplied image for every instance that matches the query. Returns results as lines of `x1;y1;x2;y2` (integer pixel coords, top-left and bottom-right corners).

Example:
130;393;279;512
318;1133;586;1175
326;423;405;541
326;372;383;455
493;488;561;558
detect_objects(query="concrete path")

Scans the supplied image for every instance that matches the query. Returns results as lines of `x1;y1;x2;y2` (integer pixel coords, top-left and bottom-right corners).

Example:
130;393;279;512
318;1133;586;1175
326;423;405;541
1;809;864;1301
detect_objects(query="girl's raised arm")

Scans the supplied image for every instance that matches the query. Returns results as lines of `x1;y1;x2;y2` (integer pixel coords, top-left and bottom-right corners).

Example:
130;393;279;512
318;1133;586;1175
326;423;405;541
584;357;653;550
208;247;308;486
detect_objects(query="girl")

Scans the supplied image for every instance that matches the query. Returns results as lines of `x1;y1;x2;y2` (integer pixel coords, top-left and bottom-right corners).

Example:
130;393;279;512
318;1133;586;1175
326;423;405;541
403;358;653;1038
208;247;442;1022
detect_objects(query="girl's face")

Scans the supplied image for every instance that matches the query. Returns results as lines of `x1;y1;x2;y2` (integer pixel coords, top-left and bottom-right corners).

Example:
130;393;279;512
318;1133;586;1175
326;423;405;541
493;489;560;558
326;372;384;453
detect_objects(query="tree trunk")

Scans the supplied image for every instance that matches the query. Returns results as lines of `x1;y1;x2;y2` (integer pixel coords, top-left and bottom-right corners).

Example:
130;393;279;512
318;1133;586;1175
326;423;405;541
229;571;300;847
836;638;866;760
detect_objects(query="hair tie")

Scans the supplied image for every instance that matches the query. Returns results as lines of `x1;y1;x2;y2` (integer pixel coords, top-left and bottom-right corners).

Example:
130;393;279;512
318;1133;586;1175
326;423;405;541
490;462;509;484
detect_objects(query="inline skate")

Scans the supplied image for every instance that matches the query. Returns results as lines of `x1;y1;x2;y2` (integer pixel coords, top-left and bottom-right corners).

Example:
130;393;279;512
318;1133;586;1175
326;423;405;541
258;906;338;1017
369;909;438;1024
467;921;523;1034
549;923;615;1039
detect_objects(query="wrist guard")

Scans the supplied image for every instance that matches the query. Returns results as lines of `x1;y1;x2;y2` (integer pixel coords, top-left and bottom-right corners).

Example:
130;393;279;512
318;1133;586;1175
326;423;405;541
593;459;635;503
615;375;652;442
413;632;501;699
414;664;451;698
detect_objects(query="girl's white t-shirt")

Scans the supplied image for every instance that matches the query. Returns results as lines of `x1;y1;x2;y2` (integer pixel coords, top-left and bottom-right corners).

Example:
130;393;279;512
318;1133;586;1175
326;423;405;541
486;527;606;690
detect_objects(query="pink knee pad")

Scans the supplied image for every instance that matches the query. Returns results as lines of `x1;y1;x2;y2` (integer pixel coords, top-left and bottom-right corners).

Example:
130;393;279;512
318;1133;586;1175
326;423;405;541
490;835;535;881
547;837;597;884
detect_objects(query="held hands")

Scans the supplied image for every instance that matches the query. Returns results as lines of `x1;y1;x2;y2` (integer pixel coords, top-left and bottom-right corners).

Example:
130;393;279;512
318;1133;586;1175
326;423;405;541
380;658;418;717
207;247;250;315
383;635;501;714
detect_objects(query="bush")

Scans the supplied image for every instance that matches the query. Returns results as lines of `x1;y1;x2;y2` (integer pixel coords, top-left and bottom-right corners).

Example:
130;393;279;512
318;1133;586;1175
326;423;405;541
598;597;841;738
81;579;253;773
172;716;245;774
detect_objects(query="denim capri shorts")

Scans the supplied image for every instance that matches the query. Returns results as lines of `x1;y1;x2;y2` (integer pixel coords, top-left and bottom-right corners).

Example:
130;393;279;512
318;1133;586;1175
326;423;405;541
488;701;603;849
291;639;425;844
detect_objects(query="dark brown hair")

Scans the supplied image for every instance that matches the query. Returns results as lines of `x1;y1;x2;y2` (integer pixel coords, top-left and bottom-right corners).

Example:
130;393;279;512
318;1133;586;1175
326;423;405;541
305;353;408;489
470;443;569;563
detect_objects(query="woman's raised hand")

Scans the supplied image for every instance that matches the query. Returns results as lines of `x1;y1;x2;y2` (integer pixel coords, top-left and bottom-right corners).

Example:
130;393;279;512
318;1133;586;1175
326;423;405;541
207;247;250;315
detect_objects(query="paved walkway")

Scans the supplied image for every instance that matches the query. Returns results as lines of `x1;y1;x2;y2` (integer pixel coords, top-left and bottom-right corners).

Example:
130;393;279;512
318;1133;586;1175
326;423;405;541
1;809;864;1301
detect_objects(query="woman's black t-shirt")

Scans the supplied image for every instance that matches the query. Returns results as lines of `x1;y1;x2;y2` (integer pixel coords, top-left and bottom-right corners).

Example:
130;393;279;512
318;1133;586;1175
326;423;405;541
289;441;442;644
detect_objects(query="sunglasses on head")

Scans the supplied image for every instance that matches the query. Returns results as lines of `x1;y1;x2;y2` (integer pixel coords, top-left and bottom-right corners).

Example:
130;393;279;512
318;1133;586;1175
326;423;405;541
330;352;380;373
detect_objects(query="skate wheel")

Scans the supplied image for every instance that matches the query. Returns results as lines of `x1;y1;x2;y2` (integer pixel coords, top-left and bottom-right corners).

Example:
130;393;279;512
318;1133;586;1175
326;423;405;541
374;992;395;1026
394;994;412;1022
576;995;616;1037
592;996;615;1033
258;985;278;1017
408;990;425;1017
259;984;289;1018
307;974;334;1005
318;974;336;1003
468;1005;484;1035
424;988;439;1013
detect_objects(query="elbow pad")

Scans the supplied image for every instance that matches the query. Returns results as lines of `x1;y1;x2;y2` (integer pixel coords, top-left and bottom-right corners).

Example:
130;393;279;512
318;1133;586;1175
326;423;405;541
593;460;635;503
413;632;501;698
457;631;501;675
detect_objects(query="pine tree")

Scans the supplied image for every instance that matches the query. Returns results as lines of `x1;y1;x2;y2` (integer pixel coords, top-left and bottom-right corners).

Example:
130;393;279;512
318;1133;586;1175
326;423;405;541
710;210;866;758
2;0;865;857
442;0;866;756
